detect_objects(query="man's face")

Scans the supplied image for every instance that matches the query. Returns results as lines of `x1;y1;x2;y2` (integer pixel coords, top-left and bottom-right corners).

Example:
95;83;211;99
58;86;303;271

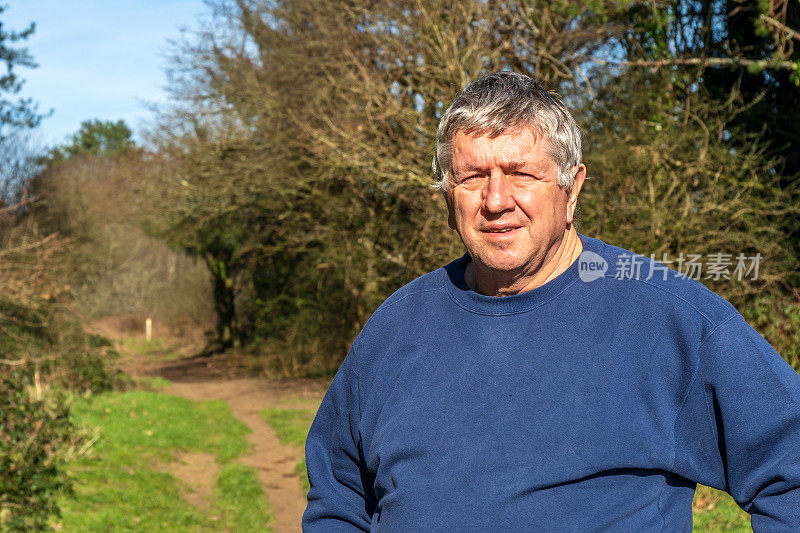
446;128;584;281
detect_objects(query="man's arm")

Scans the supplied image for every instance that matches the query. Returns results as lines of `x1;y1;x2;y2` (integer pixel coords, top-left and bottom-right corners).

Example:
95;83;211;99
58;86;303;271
675;313;800;531
303;350;376;532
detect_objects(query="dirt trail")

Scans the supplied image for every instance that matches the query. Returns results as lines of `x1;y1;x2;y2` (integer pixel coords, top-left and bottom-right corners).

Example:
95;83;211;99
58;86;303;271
135;350;328;533
167;452;219;511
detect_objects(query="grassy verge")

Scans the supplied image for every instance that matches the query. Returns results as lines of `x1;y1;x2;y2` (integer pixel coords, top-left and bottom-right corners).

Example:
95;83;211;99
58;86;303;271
216;464;271;531
117;337;189;361
119;337;170;358
260;406;318;491
56;390;271;532
134;375;172;391
693;484;751;531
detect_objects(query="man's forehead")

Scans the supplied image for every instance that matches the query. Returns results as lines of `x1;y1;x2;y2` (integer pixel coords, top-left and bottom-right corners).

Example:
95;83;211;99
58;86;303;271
455;124;541;141
451;128;555;169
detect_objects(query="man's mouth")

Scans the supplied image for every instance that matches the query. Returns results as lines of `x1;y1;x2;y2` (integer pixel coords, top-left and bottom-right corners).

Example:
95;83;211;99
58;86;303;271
482;226;520;233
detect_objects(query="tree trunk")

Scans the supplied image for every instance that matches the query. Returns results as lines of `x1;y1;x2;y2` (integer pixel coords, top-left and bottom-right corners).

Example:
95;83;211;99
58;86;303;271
207;256;239;349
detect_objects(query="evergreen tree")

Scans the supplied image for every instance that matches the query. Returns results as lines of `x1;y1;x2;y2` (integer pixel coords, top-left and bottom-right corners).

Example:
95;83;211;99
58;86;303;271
0;6;43;139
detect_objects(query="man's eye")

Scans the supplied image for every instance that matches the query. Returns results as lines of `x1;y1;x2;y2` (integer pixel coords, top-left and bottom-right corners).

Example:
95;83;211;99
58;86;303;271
460;175;481;183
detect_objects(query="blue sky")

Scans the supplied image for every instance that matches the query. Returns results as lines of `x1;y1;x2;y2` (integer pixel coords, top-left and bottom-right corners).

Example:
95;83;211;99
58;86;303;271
3;0;208;146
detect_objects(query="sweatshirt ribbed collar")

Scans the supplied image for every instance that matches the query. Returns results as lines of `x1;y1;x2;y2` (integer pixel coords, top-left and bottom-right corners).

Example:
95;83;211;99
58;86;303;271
442;233;606;315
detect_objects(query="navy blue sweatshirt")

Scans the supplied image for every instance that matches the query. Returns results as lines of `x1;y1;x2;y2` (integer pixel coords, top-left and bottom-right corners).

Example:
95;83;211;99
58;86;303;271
303;235;800;531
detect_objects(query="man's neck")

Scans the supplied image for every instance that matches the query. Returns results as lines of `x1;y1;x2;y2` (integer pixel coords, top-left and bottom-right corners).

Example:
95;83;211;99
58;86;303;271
466;228;583;296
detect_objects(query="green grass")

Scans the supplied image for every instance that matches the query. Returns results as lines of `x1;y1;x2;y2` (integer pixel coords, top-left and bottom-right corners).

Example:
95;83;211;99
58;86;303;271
134;375;172;391
693;484;751;531
56;390;272;532
119;337;185;361
295;458;310;491
216;464;272;531
260;406;317;491
260;407;316;448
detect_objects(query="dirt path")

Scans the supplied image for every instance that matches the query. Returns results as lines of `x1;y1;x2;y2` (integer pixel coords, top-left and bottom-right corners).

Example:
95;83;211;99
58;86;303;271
136;351;328;533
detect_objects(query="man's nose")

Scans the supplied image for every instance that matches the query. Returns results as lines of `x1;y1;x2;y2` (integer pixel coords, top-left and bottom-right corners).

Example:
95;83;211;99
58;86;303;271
482;171;515;213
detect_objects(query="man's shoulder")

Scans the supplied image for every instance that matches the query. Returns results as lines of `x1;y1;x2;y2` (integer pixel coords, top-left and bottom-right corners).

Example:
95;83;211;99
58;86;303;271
586;236;739;328
371;259;456;316
344;259;459;373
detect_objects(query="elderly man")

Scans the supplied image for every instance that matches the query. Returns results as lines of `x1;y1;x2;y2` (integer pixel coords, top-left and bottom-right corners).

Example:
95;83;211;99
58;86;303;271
303;72;800;531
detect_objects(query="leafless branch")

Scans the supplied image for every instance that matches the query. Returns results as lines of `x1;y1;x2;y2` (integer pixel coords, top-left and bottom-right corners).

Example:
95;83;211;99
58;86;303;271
759;14;800;42
0;233;58;258
594;56;797;70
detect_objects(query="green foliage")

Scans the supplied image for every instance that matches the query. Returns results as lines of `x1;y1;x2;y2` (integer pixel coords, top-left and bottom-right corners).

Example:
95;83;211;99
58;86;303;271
0;372;76;531
58;391;270;531
0;5;43;136
0;298;125;529
742;296;800;371
53;329;127;393
0;297;50;354
0;297;127;393
791;62;800;86
55;119;134;158
581;66;800;311
699;0;800;179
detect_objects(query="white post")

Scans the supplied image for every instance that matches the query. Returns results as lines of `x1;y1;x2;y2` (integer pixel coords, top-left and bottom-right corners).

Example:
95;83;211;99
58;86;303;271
34;359;42;401
145;317;152;341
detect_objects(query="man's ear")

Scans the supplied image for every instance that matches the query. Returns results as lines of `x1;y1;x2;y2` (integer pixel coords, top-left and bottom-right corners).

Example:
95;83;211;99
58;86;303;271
445;189;457;230
566;164;586;226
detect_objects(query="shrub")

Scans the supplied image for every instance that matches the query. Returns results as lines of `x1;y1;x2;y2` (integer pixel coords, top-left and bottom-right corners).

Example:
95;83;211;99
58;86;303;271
47;325;129;394
742;295;800;372
0;298;128;393
0;372;76;531
0;298;126;529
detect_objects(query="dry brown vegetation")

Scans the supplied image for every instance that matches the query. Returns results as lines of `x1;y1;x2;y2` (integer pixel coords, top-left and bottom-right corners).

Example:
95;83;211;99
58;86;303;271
34;152;215;334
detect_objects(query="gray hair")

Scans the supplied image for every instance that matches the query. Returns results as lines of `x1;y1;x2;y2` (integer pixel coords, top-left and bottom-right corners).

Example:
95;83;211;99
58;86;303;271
432;71;582;193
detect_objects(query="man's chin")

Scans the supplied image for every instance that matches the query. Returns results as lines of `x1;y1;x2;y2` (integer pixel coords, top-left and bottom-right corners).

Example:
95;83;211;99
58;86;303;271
472;254;530;275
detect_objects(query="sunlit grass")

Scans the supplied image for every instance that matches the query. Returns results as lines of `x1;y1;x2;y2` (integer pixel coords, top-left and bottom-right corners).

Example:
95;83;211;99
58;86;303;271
118;337;173;358
692;484;751;531
56;390;272;532
134;375;172;391
216;463;272;531
260;407;317;491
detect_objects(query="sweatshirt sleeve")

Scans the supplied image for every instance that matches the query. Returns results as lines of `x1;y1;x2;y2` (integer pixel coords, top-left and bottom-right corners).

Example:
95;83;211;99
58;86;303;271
675;312;800;531
302;345;376;532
